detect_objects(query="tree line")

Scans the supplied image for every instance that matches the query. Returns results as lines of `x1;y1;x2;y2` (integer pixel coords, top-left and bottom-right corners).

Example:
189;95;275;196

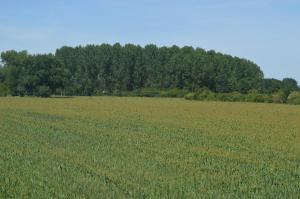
0;43;299;103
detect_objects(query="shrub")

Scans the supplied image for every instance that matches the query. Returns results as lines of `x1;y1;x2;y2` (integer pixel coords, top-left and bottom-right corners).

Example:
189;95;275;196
138;88;160;97
230;92;245;102
36;86;51;97
111;90;123;96
272;91;287;104
214;92;245;102
263;94;274;103
160;89;187;98
159;90;168;98
215;93;231;102
246;90;266;103
205;91;216;101
124;91;139;97
215;93;227;102
0;83;9;96
287;91;300;105
184;92;196;100
16;86;26;97
109;90;137;97
94;90;106;96
194;88;215;101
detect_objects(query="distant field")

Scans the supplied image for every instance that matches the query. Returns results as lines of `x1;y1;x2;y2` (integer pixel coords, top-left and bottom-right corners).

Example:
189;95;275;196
0;97;300;198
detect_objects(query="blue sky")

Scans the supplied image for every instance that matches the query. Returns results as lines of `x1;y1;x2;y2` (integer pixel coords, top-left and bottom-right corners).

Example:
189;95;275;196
0;0;299;82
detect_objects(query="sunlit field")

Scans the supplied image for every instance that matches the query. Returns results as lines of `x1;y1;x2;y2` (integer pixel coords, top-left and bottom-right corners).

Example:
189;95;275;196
1;97;300;198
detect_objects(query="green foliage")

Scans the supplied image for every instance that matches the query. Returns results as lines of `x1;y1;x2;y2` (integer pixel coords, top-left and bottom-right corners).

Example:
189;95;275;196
214;92;244;102
228;92;246;102
0;67;6;83
1;51;29;96
110;90;138;97
287;91;300;105
192;89;213;101
1;52;66;97
282;78;299;93
136;88;161;97
245;90;267;103
184;90;282;104
1;43;265;97
261;78;282;93
1;44;299;102
36;86;51;97
160;88;187;98
272;91;287;104
0;83;9;96
187;89;247;103
184;92;196;100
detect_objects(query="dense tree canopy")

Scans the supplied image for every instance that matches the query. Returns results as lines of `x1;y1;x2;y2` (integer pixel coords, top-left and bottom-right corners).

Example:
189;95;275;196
0;67;5;83
54;44;265;95
261;78;283;94
0;43;299;98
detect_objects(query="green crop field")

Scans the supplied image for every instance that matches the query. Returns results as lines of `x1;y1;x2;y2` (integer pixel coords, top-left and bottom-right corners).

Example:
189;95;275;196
0;97;300;198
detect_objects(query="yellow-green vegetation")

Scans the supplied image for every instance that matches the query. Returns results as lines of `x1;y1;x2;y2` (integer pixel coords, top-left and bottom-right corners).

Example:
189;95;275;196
1;97;300;198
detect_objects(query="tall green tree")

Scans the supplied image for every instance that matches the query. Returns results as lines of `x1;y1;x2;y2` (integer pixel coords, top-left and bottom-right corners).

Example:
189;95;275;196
261;78;282;93
1;50;29;96
281;78;299;93
0;43;268;97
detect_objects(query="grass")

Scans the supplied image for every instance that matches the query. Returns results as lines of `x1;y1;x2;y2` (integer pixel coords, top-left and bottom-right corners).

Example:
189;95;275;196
0;96;300;198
